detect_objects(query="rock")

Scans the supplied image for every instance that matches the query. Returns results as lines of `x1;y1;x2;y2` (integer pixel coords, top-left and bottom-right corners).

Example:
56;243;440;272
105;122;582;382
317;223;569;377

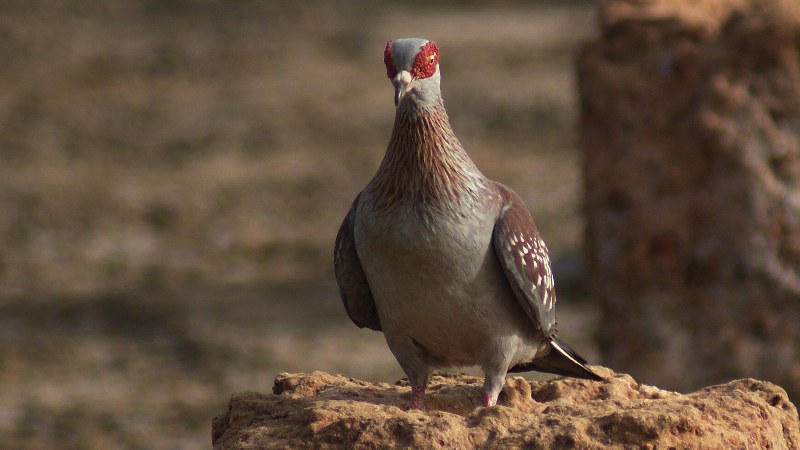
211;370;800;449
579;0;800;398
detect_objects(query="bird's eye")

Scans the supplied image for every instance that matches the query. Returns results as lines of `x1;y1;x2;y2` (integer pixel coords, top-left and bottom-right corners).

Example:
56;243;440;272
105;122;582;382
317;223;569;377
411;41;439;80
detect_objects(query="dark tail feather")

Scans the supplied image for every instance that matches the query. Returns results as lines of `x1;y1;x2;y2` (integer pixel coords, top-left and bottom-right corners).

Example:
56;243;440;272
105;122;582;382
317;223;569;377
509;337;604;381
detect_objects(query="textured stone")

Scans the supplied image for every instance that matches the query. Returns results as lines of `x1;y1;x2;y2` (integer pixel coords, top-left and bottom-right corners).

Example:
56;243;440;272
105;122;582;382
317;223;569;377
579;0;800;398
211;371;799;449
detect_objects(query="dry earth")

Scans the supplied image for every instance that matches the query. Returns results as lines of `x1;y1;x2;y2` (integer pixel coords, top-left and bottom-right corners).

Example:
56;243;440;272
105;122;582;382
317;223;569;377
212;370;800;449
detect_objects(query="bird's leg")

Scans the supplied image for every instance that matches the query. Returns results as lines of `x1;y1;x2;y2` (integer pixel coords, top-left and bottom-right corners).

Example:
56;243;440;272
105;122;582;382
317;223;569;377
482;391;497;408
482;370;506;408
410;385;427;411
385;335;430;411
405;373;428;410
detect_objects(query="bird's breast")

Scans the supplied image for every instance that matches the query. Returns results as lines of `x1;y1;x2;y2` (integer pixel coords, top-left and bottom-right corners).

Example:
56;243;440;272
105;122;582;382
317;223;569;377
354;200;495;285
353;197;535;366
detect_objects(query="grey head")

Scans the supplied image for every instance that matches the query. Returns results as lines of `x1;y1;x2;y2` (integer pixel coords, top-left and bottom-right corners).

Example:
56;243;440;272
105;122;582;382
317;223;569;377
384;38;442;109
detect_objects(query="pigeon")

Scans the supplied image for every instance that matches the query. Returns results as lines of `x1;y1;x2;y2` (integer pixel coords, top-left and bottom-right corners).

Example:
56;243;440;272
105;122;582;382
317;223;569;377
334;38;602;410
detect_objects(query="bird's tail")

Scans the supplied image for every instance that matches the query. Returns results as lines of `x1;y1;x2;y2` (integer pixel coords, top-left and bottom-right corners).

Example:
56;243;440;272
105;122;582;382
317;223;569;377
508;337;604;381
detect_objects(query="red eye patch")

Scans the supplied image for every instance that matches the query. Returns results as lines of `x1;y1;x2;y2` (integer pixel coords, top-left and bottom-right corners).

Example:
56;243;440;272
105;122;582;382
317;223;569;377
411;41;439;80
384;41;397;79
383;40;440;80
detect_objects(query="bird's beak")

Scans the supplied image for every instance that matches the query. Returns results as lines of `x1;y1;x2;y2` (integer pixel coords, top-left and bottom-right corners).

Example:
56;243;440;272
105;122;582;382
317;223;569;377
392;71;414;106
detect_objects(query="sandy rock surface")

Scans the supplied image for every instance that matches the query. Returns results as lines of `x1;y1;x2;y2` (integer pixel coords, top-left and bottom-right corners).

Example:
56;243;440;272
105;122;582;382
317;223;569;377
212;369;799;449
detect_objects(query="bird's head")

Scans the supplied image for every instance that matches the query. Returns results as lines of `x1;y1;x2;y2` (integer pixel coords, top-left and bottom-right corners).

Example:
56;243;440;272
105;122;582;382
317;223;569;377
384;38;441;108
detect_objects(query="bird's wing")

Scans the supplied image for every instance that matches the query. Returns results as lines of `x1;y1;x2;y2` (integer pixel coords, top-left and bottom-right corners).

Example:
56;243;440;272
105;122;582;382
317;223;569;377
492;183;557;337
334;193;381;331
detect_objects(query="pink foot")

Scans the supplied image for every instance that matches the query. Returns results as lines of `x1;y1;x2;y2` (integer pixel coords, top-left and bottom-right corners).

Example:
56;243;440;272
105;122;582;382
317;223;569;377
409;385;426;411
483;391;497;407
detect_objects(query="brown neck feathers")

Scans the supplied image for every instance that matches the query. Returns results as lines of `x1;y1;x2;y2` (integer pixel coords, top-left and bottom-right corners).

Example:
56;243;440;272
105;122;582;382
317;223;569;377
366;101;486;216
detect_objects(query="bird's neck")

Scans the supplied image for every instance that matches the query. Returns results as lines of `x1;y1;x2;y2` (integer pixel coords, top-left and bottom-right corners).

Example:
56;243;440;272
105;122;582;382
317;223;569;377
366;100;487;215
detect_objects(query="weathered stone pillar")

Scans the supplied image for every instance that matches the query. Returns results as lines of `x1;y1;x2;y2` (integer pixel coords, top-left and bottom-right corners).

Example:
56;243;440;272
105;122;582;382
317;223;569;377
579;0;800;399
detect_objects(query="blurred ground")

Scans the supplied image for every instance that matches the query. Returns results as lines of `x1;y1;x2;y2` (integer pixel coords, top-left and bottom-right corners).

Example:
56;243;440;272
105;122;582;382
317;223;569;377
0;1;595;448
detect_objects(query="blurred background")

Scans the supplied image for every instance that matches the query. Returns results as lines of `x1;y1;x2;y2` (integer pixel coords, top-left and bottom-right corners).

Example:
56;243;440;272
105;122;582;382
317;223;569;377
0;0;597;448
